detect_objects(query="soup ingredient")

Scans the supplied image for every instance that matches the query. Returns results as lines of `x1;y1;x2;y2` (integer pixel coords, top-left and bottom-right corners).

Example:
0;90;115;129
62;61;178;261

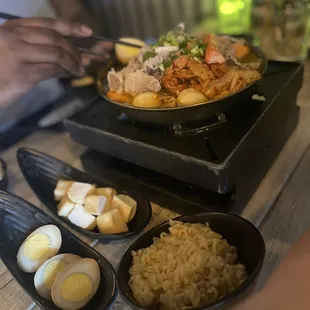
85;195;109;216
232;42;250;59
162;56;211;95
34;253;81;300
17;225;62;273
132;92;163;108
177;88;207;106
97;208;128;234
111;194;137;223
161;94;177;108
71;75;95;87
106;28;262;109
54;180;73;201
51;258;100;310
108;68;161;95
124;71;161;96
68;205;97;230
67;182;96;204
116;37;144;64
129;221;247;309
95;187;117;209
57;196;75;218
203;69;261;99
204;34;226;65
154;46;179;54
106;91;133;104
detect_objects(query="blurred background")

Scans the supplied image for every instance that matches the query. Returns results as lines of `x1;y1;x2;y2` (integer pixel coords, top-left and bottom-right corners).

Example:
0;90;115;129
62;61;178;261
81;0;310;61
2;0;310;62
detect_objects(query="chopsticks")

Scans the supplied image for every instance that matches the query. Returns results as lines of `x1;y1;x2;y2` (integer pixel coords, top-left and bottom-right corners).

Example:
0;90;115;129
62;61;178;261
90;35;143;48
0;12;144;51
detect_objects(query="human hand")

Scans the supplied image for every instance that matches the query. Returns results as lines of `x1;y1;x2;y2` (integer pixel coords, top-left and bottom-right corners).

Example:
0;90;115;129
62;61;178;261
81;41;114;67
0;18;93;107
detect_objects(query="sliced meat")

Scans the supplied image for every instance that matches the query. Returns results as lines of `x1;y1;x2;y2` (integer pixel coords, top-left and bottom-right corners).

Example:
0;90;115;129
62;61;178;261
107;69;124;93
124;71;161;96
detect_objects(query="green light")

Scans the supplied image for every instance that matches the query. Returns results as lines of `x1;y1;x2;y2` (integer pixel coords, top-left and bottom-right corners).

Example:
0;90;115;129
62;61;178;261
220;2;238;15
236;1;245;9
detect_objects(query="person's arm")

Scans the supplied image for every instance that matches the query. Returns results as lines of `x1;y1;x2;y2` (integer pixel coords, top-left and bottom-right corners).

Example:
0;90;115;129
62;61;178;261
235;228;310;310
0;18;92;107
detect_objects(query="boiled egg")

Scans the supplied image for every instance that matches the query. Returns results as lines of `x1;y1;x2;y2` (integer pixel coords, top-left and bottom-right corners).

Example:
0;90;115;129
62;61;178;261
34;253;81;300
67;182;96;204
51;258;100;310
17;225;62;273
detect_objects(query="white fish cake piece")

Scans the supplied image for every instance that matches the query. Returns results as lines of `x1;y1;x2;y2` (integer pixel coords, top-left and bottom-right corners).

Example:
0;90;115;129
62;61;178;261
67;182;96;204
68;205;96;231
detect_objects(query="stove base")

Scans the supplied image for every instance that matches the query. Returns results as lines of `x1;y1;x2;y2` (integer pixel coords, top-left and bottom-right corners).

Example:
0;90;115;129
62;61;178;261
67;62;303;214
80;150;235;215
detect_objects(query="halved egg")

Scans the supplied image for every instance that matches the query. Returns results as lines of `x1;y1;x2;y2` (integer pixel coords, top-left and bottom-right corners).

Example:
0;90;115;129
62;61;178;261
34;253;81;300
17;225;62;273
51;258;101;310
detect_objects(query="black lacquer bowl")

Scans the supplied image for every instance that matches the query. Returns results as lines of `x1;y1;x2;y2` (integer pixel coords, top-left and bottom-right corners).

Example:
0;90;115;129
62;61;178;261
0;190;117;310
117;213;265;310
0;158;8;190
17;148;152;241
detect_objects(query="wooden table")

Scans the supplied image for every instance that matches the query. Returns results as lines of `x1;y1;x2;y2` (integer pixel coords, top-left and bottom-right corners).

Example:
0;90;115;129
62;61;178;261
1;61;310;309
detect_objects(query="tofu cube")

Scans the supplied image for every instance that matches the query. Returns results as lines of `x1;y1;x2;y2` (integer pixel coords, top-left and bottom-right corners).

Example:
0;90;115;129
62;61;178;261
94;187;116;208
111;194;137;223
57;195;75;218
54;180;73;201
97;208;128;234
84;195;109;216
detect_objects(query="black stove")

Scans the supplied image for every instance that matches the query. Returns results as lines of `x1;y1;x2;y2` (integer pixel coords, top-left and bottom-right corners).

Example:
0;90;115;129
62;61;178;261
65;61;303;215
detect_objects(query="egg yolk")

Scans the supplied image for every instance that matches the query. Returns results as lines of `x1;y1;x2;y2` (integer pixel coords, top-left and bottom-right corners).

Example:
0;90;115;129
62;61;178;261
60;273;93;302
23;234;50;260
43;260;66;289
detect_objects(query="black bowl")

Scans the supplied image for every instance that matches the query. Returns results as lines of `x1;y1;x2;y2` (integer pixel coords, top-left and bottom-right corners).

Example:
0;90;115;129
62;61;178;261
17;148;152;241
0;190;116;310
0;158;8;190
117;212;265;310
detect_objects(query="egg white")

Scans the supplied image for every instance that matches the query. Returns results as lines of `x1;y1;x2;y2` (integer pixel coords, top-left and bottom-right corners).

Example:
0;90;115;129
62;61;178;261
17;225;62;273
51;258;101;310
34;253;81;300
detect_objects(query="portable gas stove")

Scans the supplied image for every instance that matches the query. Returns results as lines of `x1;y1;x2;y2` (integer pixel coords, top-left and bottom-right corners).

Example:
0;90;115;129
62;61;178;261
65;61;303;215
